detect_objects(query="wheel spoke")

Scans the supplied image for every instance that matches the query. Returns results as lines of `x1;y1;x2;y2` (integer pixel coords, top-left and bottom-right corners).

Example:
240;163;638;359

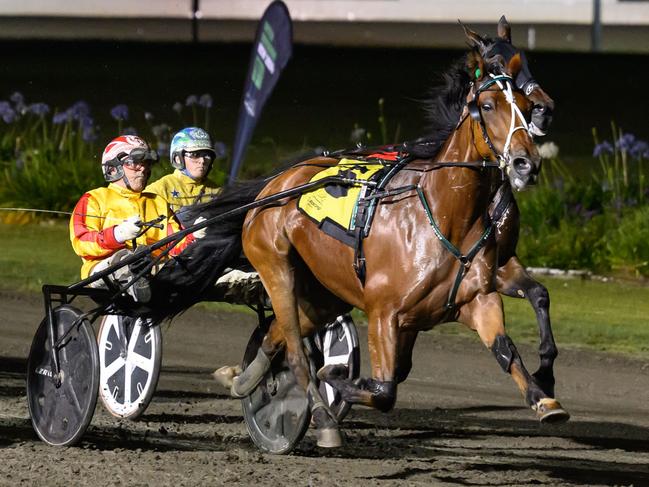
127;321;142;355
63;379;83;417
129;352;153;372
102;355;126;380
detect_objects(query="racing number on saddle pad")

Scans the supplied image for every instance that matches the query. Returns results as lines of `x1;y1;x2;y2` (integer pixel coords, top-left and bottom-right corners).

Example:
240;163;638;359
297;158;384;246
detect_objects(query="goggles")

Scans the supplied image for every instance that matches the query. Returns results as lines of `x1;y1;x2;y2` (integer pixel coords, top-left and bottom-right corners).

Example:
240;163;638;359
184;150;214;161
105;148;159;170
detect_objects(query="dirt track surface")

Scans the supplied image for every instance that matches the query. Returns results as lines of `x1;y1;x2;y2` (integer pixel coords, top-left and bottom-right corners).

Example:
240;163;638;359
1;290;649;486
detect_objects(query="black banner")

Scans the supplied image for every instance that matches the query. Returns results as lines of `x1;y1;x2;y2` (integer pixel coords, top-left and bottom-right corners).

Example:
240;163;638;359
228;1;293;183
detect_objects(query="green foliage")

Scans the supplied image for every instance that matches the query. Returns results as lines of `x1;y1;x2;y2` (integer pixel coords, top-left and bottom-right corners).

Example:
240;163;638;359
0;93;230;217
518;127;649;277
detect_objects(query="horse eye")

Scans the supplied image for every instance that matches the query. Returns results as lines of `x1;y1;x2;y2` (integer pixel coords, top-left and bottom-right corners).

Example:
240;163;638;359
481;103;493;111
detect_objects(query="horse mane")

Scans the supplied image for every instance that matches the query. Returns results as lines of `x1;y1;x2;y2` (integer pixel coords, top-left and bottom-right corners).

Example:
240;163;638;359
404;44;506;159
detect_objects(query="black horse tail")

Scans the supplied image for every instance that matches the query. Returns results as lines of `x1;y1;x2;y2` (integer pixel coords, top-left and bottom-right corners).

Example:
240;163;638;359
145;178;271;321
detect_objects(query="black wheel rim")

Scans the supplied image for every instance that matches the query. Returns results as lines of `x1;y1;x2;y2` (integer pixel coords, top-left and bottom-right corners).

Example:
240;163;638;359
241;327;311;454
27;305;99;446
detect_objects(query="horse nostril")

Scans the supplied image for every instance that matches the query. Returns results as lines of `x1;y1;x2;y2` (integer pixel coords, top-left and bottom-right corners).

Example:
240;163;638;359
513;157;532;175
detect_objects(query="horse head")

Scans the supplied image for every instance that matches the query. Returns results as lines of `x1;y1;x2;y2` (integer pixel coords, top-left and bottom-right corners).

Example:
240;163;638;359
465;48;541;190
461;16;554;136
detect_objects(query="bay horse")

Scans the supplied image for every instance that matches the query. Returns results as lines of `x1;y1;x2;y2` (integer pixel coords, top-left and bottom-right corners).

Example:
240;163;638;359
230;45;569;447
402;18;561;399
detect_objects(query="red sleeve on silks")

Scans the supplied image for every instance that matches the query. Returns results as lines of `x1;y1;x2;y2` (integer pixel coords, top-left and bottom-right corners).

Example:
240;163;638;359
70;193;125;260
167;217;196;257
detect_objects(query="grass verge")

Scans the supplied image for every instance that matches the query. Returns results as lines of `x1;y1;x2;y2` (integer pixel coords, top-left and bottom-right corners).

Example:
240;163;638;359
2;222;648;357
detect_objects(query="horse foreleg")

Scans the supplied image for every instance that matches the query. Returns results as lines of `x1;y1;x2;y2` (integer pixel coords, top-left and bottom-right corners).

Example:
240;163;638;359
458;292;569;423
497;256;557;396
319;311;399;412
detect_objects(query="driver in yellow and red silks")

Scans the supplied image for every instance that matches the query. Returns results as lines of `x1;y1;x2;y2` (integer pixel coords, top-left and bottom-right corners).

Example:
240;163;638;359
69;135;204;300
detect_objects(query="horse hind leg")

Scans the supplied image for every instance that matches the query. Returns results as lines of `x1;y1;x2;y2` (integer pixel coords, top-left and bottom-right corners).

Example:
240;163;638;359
459;292;569;424
497;257;557;396
246;249;342;447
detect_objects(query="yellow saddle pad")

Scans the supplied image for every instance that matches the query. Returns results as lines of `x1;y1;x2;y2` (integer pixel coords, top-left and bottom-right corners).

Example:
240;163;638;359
297;158;385;246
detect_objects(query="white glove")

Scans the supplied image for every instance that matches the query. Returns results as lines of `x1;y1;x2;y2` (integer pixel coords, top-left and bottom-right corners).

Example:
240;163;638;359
193;216;207;239
114;216;142;243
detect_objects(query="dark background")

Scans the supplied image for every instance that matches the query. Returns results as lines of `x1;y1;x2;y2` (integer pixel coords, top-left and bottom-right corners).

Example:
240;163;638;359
1;40;647;165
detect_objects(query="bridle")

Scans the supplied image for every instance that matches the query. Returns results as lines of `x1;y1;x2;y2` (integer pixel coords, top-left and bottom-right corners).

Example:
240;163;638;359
465;74;531;173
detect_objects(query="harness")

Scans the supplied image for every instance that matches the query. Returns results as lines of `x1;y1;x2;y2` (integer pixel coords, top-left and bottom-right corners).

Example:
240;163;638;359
324;74;526;311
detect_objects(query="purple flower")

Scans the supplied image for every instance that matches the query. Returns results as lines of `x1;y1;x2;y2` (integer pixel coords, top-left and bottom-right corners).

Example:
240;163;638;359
53;110;71;125
185;94;198;106
0;102;17;124
593;141;613;157
110;104;129;121
144;112;154;122
82;124;98;142
79;115;97;141
172;102;183;114
122;126;138;136
10;92;24;105
9;92;26;116
616;132;636;152
630;140;649;159
69;101;90;120
28;102;50;116
199;94;213;108
79;115;94;129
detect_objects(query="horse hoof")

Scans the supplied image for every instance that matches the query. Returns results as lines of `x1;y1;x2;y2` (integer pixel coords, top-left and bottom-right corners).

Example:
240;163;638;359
212;365;242;389
230;348;271;398
230;376;252;398
316;428;343;448
534;398;570;424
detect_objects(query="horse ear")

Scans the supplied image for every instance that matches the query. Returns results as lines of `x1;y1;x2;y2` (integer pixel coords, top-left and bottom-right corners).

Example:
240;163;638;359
467;50;486;81
497;15;512;43
459;20;487;52
507;52;522;78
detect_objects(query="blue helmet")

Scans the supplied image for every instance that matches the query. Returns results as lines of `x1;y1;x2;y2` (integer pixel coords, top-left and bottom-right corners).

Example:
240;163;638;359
169;127;216;170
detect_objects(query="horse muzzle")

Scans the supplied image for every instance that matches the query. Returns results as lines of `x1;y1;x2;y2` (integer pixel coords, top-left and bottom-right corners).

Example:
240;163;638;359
509;155;540;190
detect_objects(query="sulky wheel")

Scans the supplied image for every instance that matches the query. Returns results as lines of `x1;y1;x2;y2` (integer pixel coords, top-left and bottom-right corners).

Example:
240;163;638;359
313;314;360;421
97;315;162;420
27;305;99;447
241;326;314;455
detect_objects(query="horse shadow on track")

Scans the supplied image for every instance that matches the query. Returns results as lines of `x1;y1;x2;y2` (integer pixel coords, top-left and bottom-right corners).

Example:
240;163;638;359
293;406;649;486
